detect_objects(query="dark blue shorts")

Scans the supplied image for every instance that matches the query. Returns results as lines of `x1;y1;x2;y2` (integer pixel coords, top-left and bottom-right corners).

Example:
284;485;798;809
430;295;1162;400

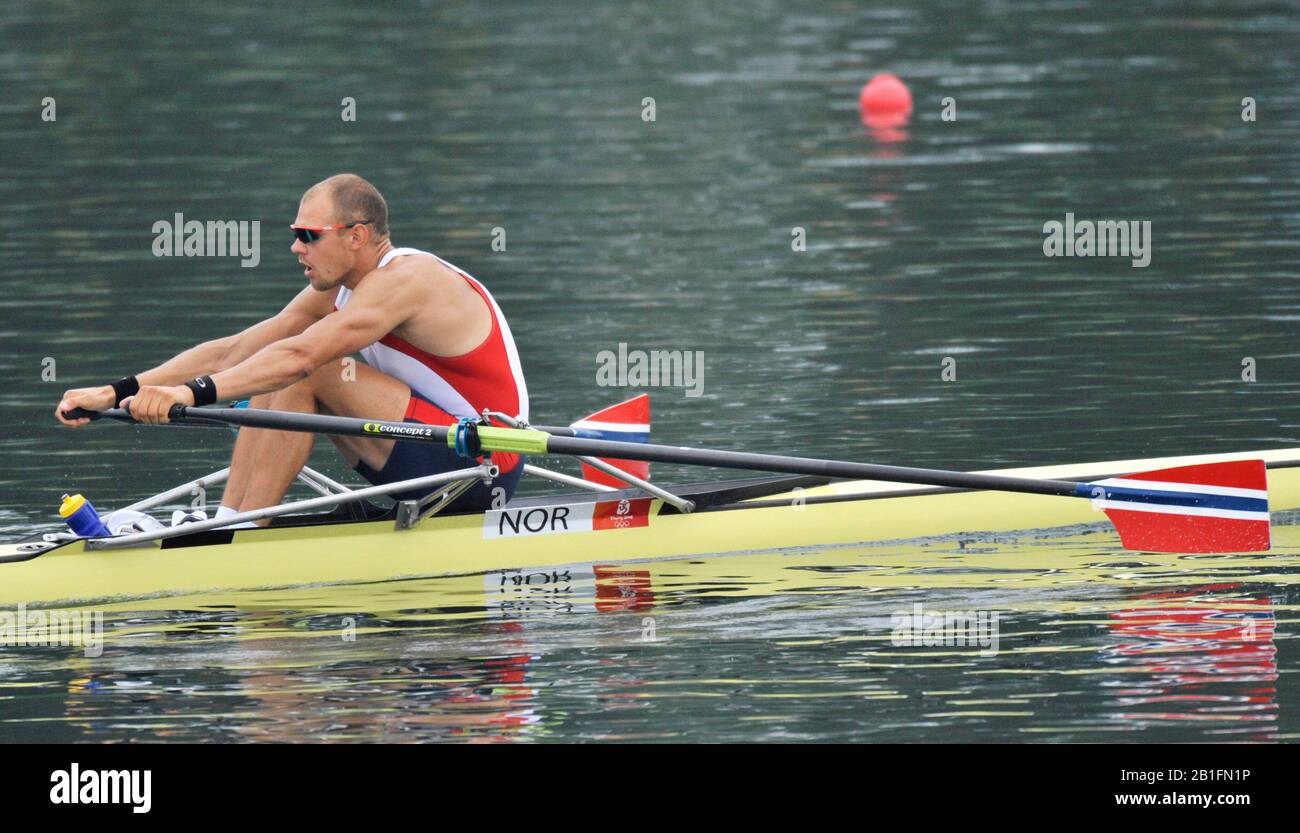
354;395;525;512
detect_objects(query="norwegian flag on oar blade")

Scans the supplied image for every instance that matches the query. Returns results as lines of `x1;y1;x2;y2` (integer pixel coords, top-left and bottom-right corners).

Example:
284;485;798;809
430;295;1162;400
1084;459;1270;553
569;394;651;488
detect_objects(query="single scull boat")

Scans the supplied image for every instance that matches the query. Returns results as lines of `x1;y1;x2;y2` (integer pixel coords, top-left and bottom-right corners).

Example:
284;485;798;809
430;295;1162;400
3;402;1292;608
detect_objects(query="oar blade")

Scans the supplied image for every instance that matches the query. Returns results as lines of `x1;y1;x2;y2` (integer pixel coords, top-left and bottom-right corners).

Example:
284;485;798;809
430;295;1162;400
1093;459;1270;553
569;394;651;487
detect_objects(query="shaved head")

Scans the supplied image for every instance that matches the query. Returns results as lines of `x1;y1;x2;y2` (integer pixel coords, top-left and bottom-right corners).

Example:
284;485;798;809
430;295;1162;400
303;173;389;237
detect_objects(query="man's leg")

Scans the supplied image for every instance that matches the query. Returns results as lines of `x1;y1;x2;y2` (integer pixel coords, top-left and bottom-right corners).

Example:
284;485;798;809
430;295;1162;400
221;360;412;519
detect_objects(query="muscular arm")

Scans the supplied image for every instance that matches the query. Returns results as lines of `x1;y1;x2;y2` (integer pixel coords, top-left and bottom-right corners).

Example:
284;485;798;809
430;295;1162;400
56;286;334;425
209;266;425;401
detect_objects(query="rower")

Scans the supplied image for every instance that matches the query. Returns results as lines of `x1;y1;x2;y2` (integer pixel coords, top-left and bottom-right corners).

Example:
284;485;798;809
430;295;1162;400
55;173;529;524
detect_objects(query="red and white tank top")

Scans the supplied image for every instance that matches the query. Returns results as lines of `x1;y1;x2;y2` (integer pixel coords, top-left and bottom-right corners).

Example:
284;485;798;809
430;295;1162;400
334;247;530;424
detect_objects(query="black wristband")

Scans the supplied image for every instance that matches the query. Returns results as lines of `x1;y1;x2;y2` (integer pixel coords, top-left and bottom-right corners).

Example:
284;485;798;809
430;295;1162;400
110;376;140;406
185;376;218;407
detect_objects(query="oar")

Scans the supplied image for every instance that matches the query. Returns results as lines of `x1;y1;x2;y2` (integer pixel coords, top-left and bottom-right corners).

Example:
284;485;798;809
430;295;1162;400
64;406;584;437
65;405;1272;554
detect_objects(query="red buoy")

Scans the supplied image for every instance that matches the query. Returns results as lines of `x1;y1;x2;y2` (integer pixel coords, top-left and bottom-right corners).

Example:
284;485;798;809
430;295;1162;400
859;73;913;124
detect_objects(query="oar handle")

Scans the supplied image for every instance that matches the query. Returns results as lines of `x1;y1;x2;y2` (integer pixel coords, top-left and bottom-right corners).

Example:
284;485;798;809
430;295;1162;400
63;406;192;421
64;407;140;423
61;406;229;429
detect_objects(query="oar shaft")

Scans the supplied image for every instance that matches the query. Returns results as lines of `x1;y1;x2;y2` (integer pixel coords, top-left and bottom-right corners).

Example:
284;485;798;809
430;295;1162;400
541;435;1084;497
66;407;582;437
69;405;1085;498
180;406;453;441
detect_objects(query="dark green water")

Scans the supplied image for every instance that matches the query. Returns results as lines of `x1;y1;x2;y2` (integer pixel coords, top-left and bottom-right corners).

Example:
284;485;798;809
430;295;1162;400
1;0;1298;742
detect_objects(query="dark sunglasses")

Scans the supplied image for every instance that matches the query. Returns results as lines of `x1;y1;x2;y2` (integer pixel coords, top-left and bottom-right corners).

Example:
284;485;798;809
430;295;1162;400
290;221;370;244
